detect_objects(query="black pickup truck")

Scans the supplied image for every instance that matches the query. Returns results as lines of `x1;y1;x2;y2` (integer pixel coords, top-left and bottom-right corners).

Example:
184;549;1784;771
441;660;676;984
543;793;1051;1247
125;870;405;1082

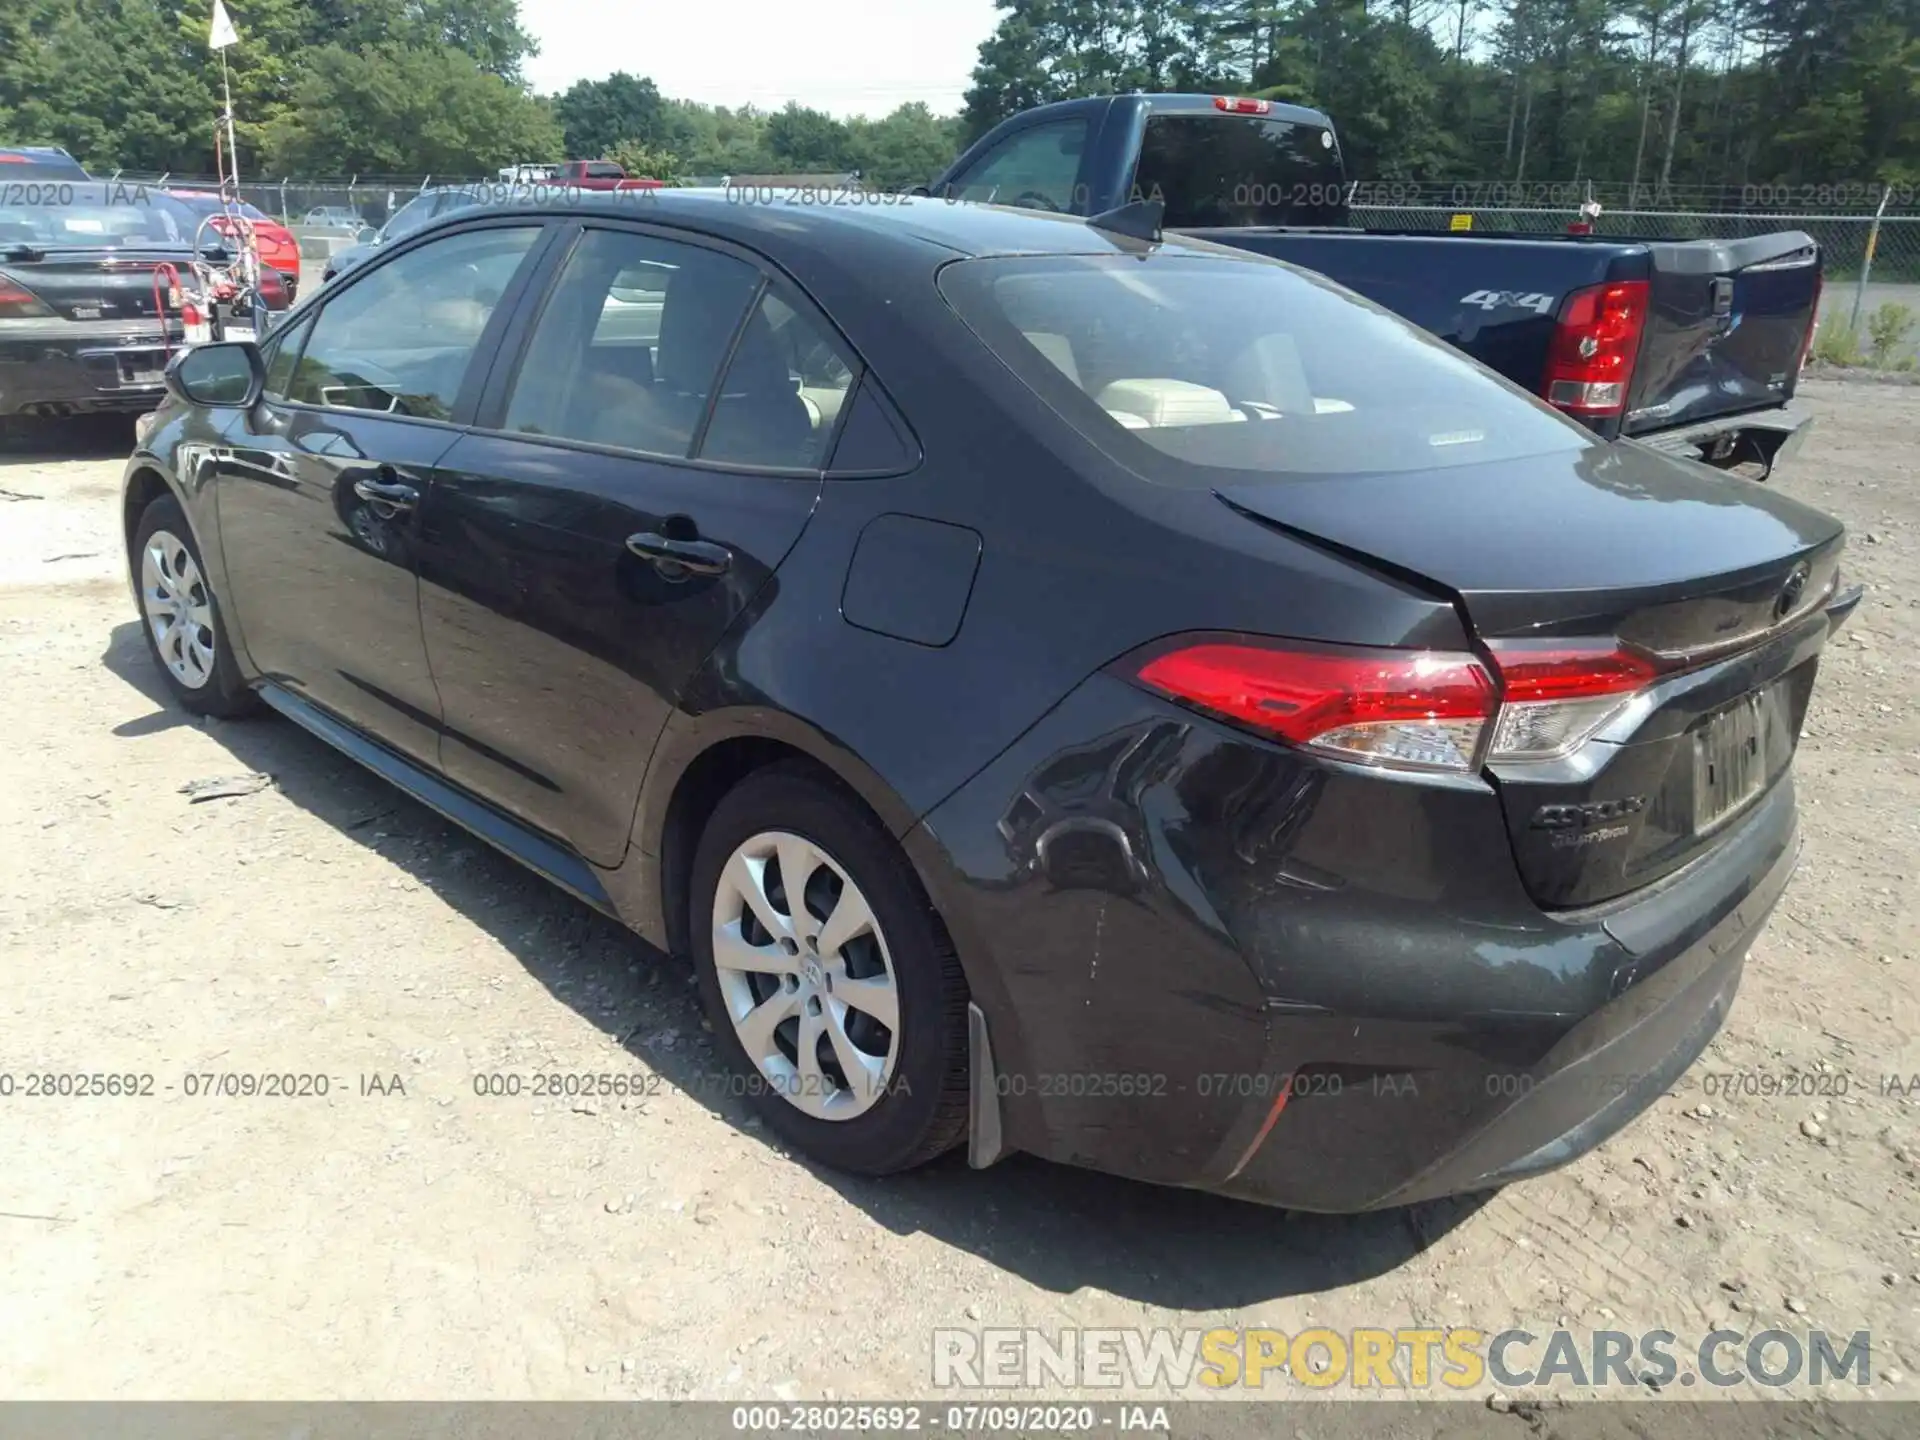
931;94;1820;476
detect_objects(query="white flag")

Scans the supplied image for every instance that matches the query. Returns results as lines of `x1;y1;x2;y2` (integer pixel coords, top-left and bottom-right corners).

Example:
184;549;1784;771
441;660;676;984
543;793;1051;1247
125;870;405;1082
209;0;240;50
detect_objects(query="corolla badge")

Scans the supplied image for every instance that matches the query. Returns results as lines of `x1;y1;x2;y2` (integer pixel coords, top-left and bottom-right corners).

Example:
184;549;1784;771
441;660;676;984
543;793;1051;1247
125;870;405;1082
1532;796;1648;832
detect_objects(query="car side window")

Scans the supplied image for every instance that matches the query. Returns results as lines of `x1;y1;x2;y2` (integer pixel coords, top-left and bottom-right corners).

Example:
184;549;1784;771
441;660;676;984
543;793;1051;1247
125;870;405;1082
699;289;856;469
382;193;437;240
260;313;313;400
947;119;1088;212
501;227;761;458
286;225;540;421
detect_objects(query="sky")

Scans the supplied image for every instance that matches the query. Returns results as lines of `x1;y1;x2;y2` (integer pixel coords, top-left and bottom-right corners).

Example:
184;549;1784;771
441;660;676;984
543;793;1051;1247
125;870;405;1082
521;0;1003;118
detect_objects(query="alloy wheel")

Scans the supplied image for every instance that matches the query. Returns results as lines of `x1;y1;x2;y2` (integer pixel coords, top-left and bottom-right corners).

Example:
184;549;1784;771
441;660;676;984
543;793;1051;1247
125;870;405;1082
711;830;901;1120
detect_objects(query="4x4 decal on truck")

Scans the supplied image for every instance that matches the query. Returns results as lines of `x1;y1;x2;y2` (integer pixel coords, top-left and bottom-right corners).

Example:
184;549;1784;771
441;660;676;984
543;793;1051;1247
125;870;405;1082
1460;289;1559;316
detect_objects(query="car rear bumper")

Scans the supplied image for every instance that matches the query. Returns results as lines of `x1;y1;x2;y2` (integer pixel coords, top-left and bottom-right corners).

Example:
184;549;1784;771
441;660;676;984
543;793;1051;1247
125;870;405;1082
913;672;1802;1213
1633;403;1812;472
0;325;177;415
1218;789;1795;1210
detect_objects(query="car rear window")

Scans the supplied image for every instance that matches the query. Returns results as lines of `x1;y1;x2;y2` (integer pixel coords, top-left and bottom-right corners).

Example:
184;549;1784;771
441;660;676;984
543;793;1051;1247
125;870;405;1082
937;252;1591;482
0;185;190;247
1136;114;1346;227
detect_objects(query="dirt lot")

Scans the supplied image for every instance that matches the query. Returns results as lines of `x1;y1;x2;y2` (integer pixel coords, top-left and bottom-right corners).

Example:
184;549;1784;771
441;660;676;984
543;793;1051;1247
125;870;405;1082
0;381;1916;1408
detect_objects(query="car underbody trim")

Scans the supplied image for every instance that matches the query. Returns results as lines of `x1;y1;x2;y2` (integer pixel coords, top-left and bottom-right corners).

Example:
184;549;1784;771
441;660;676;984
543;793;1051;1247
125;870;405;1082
255;682;618;916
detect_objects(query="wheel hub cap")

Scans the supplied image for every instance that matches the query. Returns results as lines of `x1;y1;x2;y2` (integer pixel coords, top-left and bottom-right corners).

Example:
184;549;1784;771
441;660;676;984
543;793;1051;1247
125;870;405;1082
139;529;216;691
711;830;901;1121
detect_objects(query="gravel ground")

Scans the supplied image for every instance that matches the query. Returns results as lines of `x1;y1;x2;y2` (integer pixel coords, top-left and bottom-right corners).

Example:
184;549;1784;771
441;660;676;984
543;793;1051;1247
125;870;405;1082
0;381;1915;1409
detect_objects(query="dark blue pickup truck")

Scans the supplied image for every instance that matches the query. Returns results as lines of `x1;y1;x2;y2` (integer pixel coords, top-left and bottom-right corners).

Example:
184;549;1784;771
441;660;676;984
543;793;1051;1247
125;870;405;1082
931;94;1821;476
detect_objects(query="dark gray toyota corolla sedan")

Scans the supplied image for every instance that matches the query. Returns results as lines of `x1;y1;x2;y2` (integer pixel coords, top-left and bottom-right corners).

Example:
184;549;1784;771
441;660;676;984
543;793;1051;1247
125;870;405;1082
122;192;1860;1211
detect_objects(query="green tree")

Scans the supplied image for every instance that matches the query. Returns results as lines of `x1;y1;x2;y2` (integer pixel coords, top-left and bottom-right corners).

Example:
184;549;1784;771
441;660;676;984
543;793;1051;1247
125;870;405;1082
605;138;681;183
765;103;852;171
261;44;561;174
845;103;966;188
659;100;776;176
554;71;667;159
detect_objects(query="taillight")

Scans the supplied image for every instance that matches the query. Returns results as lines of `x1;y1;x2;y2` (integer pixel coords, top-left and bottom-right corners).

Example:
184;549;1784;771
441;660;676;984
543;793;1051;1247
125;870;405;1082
1482;640;1661;762
1134;639;1495;773
1543;279;1648;417
0;273;53;319
1129;635;1665;775
1213;96;1272;115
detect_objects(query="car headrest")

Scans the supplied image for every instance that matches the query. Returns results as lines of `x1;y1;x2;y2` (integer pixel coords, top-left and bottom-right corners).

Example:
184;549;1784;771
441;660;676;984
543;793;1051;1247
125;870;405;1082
1096;378;1247;428
655;271;750;393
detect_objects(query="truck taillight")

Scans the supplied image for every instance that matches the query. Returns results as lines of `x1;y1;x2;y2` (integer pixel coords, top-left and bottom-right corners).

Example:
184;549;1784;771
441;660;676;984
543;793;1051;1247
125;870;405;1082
0;273;53;319
1128;635;1665;776
1543;279;1649;417
1212;96;1272;115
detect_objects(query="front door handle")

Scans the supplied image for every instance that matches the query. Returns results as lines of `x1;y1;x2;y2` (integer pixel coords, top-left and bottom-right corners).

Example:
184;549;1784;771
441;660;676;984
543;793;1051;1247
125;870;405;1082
354;471;419;510
625;532;732;576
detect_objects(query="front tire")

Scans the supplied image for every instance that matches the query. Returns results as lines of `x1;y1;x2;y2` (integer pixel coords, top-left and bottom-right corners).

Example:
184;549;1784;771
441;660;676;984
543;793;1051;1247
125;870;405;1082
132;494;258;717
690;763;970;1174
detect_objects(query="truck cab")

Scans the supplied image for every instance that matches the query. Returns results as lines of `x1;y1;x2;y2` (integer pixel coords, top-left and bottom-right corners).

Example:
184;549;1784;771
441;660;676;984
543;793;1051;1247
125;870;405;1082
934;94;1820;476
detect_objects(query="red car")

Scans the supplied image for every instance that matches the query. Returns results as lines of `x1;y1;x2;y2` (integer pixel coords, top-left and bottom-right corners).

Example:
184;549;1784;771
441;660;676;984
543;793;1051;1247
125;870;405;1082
166;192;302;299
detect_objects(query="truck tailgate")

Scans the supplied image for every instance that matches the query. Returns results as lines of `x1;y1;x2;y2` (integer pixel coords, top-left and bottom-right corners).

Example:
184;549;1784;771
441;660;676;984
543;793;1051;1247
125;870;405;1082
1625;231;1819;436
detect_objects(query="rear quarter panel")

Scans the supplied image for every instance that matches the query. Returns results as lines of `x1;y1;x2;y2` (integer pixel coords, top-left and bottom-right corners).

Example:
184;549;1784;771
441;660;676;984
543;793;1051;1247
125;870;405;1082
625;239;1470;962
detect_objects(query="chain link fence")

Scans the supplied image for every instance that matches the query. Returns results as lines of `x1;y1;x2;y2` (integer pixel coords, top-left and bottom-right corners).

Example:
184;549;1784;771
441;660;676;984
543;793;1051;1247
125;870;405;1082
111;171;1917;359
111;172;484;229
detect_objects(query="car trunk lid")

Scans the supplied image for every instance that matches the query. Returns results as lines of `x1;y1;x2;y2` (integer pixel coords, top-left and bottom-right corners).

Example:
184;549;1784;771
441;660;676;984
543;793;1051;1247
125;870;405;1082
1623;231;1820;437
0;249;197;322
1214;441;1845;907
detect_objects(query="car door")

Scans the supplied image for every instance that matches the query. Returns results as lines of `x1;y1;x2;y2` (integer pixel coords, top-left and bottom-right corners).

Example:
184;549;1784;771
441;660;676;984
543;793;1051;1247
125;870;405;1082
413;223;853;865
212;220;550;765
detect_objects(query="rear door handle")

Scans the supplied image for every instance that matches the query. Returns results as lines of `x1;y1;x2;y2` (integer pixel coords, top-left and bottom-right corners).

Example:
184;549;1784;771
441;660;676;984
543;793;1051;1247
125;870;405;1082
626;532;732;576
354;468;419;510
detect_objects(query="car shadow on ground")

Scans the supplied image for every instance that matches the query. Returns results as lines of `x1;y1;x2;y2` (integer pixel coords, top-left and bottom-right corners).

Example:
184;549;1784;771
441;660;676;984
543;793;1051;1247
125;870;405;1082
0;414;139;461
102;619;1492;1308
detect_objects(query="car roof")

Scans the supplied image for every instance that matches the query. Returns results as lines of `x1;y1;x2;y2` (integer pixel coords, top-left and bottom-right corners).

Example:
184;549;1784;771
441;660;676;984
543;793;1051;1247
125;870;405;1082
419;190;1251;267
1005;92;1335;130
0;145;86;169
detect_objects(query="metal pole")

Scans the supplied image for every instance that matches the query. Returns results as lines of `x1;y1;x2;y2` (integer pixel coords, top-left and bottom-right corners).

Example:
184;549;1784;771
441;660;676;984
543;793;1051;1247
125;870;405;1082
219;47;240;197
1850;184;1892;336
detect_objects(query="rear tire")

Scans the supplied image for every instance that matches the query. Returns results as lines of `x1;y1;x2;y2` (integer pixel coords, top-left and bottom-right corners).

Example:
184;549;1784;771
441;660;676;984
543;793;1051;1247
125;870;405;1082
132;494;258;718
689;763;970;1174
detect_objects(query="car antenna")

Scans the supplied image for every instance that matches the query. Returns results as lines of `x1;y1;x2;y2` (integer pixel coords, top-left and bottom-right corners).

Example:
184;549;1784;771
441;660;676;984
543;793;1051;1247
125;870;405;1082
1086;198;1164;245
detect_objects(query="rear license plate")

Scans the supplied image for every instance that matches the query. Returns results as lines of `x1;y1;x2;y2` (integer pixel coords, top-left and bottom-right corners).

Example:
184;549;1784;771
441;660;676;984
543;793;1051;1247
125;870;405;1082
119;354;164;385
1692;687;1779;833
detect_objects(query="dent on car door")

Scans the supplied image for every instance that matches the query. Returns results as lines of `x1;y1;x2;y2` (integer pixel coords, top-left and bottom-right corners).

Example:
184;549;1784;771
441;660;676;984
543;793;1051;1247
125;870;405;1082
211;223;547;764
415;225;847;865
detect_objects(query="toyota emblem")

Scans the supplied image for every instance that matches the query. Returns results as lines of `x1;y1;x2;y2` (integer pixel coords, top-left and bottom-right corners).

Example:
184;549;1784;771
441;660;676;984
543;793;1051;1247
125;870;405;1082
1776;561;1811;620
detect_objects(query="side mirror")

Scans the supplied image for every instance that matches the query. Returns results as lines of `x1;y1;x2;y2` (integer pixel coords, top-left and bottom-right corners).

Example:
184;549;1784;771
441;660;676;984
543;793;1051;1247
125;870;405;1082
166;341;265;408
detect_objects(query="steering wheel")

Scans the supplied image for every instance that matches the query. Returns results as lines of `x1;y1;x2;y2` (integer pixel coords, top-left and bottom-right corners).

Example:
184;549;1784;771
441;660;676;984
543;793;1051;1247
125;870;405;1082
1013;191;1062;213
